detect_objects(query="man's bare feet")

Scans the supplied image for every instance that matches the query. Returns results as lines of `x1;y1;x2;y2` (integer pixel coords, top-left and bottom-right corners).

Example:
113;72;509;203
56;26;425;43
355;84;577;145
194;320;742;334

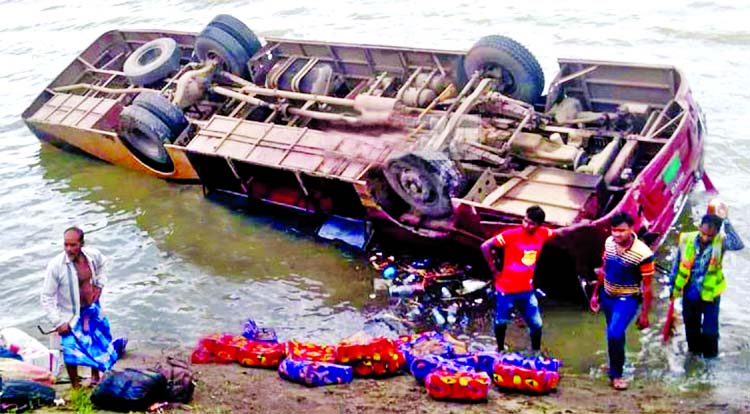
66;364;80;389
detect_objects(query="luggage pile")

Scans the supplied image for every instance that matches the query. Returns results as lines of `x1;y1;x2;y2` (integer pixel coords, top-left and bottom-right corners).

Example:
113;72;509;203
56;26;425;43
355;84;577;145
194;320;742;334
335;332;405;378
398;331;490;401
191;333;285;368
0;329;58;413
399;332;561;399
191;319;406;387
191;321;562;401
0;328;60;385
279;342;351;387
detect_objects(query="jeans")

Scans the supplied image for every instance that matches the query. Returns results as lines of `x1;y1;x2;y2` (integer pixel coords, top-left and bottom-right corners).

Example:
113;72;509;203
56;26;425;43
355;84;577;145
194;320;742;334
494;290;543;334
494;290;543;350
682;296;721;357
601;292;640;379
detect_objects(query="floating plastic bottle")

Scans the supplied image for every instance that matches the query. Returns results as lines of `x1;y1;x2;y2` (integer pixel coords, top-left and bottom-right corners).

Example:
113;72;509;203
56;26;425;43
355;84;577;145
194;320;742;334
432;308;446;327
446;304;459;325
403;273;419;284
382;265;397;279
389;284;422;297
411;258;431;269
405;305;423;320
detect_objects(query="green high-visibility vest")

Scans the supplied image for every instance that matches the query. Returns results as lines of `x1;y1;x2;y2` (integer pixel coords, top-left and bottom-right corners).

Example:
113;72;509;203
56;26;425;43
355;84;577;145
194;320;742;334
672;231;725;302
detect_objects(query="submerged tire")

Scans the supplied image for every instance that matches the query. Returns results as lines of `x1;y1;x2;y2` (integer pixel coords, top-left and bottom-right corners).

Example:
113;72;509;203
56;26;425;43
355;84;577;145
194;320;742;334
194;25;250;77
123;38;182;86
207;14;261;60
132;92;188;139
382;151;463;218
119;105;174;172
464;35;544;104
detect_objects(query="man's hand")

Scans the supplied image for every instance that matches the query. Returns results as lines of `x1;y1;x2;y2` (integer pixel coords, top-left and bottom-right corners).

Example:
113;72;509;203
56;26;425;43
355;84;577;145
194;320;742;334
589;294;600;313
636;312;650;330
589;276;602;313
92;286;103;303
56;323;71;335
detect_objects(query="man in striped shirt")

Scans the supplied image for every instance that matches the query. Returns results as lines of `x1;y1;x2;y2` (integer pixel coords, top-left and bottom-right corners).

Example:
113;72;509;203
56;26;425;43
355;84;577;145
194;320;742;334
590;212;655;390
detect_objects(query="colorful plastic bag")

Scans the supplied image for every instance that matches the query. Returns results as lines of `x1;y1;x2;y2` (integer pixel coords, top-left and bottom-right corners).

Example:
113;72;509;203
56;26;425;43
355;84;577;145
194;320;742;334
496;351;561;372
278;358;353;387
492;362;560;394
397;332;454;370
425;369;491;401
336;335;404;377
242;319;259;340
237;341;286;368
214;335;247;363
190;334;235;364
190;348;216;364
410;355;453;384
286;341;336;363
191;334;254;364
253;328;278;343
336;336;391;364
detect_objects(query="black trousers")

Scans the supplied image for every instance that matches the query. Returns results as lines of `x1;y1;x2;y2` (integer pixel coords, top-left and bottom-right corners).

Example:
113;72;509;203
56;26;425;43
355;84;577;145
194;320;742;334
682;296;721;358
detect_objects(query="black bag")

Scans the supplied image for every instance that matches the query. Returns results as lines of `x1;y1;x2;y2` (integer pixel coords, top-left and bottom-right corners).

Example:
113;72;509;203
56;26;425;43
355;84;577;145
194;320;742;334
154;356;195;403
90;368;167;412
0;378;56;413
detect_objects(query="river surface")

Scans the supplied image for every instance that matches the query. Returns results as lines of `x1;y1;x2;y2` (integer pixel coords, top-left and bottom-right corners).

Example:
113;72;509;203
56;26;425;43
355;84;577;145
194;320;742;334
1;0;749;406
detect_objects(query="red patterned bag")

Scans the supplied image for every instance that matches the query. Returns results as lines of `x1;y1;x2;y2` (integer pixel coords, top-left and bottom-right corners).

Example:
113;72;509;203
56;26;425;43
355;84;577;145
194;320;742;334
214;336;248;363
286;341;337;363
237;341;286;368
336;335;404;377
191;334;235;364
425;369;491;401
492;362;560;394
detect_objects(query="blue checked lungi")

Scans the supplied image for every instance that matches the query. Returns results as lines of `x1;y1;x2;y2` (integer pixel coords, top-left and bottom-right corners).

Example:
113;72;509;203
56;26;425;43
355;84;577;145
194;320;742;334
60;302;126;372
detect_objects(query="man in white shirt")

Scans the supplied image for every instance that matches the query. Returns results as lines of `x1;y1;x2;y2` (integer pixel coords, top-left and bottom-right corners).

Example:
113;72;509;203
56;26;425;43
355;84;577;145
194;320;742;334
41;227;124;388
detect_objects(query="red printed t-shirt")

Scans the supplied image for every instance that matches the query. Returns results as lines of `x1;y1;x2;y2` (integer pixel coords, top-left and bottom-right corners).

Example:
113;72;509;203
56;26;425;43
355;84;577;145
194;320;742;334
493;226;553;293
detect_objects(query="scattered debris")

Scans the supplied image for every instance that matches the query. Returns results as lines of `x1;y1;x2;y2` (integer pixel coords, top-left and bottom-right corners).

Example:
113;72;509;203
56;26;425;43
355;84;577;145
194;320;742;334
369;249;494;331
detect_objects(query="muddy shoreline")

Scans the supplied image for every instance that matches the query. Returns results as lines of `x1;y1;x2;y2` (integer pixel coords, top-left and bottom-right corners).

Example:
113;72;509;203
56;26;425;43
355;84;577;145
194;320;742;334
44;346;747;414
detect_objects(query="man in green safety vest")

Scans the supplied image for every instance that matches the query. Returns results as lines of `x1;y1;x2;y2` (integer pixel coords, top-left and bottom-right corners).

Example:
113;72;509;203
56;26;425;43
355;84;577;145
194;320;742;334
669;206;744;358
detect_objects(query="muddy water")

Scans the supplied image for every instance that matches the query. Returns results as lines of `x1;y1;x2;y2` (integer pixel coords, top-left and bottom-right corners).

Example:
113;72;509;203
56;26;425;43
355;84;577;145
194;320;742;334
1;0;749;405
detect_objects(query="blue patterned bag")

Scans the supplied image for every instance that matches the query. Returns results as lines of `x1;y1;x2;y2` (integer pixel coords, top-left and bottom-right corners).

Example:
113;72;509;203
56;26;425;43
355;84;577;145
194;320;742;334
278;359;353;387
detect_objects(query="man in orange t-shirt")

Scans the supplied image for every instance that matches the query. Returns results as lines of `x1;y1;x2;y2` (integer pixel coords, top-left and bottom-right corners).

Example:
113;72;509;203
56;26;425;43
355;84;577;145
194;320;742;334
481;205;553;351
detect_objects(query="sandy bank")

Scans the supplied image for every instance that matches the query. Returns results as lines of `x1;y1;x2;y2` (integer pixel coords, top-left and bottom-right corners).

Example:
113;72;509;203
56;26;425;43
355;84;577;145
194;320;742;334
42;346;748;414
